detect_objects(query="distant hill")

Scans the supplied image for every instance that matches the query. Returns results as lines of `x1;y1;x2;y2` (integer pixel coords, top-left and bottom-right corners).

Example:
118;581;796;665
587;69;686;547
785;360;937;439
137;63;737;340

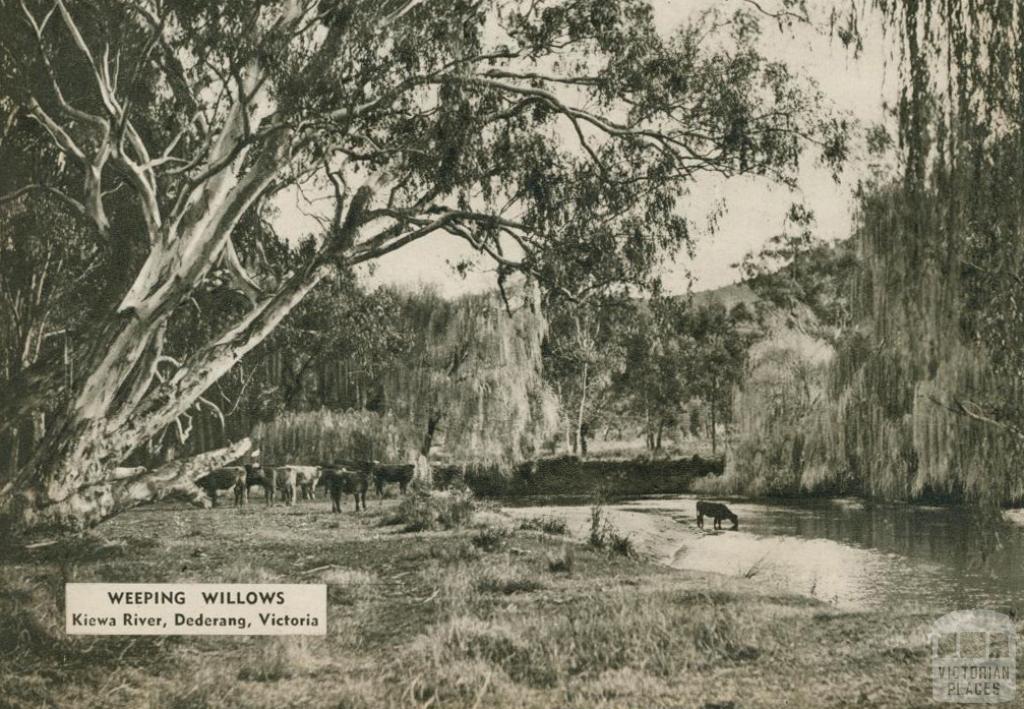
688;282;759;310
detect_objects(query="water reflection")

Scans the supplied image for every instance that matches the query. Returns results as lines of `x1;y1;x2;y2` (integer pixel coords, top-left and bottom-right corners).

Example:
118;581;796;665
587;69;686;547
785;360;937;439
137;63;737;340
620;496;1024;612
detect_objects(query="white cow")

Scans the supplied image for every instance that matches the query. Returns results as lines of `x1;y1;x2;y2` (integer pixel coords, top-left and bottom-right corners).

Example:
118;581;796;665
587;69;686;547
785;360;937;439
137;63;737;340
275;465;320;505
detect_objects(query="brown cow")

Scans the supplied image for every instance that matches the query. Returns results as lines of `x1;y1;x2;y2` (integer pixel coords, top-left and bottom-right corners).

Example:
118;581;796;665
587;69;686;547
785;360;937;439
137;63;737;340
322;464;369;512
372;463;414;497
696;500;739;530
196;467;247;507
238;464;276;506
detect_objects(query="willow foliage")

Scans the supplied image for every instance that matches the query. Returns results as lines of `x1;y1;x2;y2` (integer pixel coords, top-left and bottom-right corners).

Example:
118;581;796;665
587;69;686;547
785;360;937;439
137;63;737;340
254;283;559;467
832;1;1024;502
253;409;411;465
379;283;559;467
724;2;1024;502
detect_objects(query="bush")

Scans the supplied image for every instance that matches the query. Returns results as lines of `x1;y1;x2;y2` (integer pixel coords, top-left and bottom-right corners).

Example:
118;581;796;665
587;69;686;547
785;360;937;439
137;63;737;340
606;532;637;559
588;504;608;548
397;488;475;532
518;515;568;535
546;545;575;573
587;504;636;558
471;525;513;552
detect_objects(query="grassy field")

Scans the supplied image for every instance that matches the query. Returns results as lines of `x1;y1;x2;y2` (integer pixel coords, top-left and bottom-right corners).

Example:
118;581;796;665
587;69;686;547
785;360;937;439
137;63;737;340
0;493;950;708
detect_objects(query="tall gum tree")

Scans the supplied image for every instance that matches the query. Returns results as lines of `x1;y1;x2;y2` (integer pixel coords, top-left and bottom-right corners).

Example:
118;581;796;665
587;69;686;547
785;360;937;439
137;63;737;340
0;0;842;533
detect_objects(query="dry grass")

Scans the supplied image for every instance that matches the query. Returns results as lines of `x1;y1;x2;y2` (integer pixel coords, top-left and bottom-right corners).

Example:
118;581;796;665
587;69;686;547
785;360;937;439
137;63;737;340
518;515;569;535
0;498;945;708
237;638;318;682
470;524;513;552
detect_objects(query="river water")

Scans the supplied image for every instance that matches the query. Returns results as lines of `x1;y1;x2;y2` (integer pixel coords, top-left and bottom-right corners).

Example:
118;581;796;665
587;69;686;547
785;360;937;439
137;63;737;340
508;495;1024;612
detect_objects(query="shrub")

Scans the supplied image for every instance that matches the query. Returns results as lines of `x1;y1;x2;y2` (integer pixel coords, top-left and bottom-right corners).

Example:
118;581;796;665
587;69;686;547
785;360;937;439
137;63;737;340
588;504;608;548
397;488;475;532
518;515;568;535
606;532;637;559
471;525;512;552
587;504;637;558
546;545;575;573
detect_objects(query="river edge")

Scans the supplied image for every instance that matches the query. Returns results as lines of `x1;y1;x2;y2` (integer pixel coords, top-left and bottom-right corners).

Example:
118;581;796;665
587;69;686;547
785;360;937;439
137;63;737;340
505;495;1024;611
0;498;1004;708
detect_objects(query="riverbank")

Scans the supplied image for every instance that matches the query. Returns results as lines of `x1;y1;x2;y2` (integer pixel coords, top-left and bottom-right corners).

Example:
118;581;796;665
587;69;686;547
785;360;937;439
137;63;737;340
0;498;970;708
438;454;723;498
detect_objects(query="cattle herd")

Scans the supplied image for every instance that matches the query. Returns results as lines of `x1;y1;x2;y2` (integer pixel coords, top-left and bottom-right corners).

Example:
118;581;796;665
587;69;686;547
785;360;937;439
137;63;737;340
194;461;415;512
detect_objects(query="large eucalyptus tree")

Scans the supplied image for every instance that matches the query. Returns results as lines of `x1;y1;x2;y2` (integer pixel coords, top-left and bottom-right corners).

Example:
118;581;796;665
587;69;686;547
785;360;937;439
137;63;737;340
0;0;840;532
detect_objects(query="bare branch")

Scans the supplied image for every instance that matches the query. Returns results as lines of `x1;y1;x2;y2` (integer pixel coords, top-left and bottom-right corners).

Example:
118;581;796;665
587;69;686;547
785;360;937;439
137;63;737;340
219;240;262;304
740;0;810;24
929;396;1024;441
0;183;88;220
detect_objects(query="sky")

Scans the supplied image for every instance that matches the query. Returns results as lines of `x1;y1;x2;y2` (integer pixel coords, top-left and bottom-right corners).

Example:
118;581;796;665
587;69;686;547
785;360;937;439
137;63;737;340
326;1;897;297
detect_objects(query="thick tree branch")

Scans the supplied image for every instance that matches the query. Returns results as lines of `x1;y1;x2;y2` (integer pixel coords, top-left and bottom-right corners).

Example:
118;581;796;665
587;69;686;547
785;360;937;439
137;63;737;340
4;438;253;534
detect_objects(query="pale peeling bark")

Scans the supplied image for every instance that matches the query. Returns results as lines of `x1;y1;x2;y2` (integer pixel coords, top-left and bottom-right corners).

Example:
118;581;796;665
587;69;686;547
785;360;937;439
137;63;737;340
4;438;251;534
4;0;534;535
1;1;300;529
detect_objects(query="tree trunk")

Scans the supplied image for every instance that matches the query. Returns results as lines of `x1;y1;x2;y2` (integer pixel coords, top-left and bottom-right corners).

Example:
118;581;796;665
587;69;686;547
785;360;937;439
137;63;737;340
0;5;401;536
0;180;378;534
5;426;19;477
655;420;664;451
710;400;717;455
575;361;589;460
421;412;442;457
2;438;250;535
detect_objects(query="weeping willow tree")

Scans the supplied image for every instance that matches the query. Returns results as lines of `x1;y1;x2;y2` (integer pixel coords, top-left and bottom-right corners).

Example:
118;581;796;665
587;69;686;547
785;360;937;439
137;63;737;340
809;1;1024;504
725;3;1024;503
252;409;412;465
251;283;559;468
380;283;559;468
697;304;838;496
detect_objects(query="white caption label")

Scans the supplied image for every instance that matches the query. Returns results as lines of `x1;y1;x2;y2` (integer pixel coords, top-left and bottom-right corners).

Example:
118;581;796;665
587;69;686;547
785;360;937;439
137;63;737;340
65;583;327;636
